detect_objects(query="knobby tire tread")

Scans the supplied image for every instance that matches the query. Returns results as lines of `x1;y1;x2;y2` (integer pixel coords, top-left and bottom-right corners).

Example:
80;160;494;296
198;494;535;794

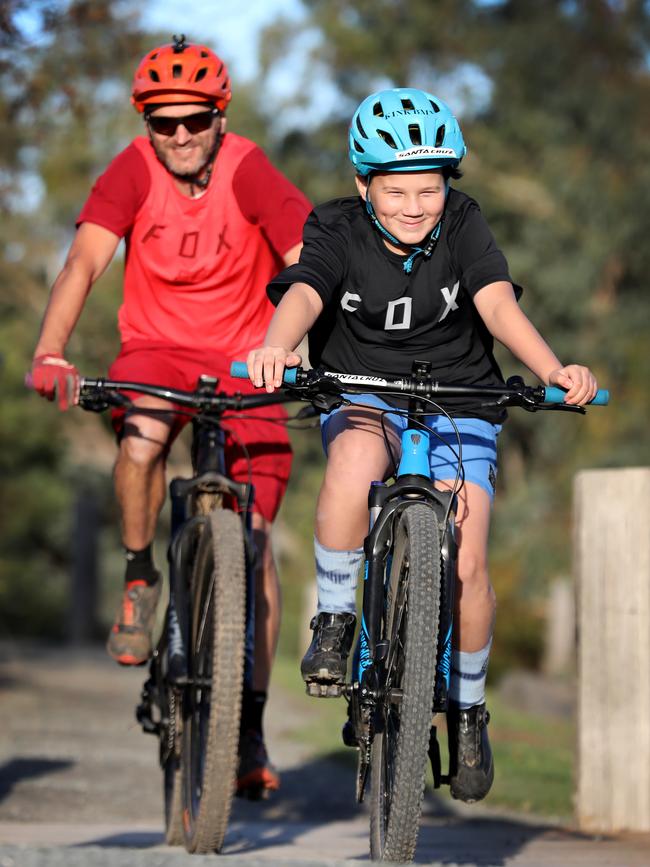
370;503;441;863
163;755;183;845
182;509;246;854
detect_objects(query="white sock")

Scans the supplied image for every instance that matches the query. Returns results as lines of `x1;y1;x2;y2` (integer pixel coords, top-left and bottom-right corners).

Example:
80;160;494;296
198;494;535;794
449;638;492;708
314;536;363;614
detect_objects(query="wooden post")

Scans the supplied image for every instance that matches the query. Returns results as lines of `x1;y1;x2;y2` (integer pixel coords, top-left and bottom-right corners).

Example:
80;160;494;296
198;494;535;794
574;467;650;833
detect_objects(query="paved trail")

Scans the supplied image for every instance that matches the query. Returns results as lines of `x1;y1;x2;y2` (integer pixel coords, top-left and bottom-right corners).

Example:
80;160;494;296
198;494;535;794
0;643;647;866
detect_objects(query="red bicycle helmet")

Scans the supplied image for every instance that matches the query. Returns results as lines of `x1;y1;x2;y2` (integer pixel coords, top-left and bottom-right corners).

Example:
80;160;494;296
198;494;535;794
131;35;231;113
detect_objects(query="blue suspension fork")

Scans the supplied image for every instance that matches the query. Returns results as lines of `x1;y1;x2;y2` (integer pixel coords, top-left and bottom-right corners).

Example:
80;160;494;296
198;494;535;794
355;424;456;705
356;426;432;689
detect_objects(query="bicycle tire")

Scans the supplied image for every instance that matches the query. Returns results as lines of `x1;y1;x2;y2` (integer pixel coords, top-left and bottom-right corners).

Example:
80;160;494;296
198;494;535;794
163;753;183;845
181;509;247;853
369;502;441;863
155;627;183;846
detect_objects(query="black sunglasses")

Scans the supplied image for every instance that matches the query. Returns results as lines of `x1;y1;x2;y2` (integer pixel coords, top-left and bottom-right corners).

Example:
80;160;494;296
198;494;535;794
146;109;219;137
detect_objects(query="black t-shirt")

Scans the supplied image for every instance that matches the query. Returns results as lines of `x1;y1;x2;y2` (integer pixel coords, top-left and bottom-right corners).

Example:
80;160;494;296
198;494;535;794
268;189;518;422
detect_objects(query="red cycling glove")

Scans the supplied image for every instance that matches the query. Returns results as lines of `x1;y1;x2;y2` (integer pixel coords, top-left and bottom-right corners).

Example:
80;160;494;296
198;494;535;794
31;354;80;411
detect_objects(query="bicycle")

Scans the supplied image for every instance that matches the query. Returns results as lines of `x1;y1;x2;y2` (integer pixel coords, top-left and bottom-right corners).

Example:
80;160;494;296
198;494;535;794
74;374;292;854
232;359;608;863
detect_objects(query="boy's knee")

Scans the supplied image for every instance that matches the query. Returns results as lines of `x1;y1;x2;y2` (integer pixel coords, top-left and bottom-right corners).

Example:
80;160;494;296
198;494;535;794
456;552;490;591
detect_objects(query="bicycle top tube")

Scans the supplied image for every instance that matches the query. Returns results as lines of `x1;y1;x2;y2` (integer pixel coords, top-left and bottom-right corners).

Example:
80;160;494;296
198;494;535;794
229;363;610;411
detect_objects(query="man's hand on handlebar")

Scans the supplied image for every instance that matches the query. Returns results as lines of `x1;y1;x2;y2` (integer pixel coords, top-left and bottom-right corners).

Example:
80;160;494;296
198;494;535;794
30;353;80;411
246;346;302;393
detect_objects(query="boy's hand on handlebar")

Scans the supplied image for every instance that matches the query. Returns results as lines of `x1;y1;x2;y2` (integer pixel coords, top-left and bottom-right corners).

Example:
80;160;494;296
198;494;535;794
246;346;302;392
548;364;598;406
30;353;80;411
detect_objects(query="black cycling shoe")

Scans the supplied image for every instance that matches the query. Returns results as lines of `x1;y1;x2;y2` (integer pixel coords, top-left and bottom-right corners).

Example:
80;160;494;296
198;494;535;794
300;612;356;697
447;701;494;803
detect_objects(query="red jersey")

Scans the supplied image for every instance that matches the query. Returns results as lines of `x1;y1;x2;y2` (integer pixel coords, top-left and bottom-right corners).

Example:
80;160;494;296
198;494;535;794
78;133;310;355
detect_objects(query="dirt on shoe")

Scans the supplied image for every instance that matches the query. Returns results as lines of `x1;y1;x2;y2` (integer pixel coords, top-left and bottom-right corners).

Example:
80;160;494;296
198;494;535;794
447;701;494;803
300;612;356;697
106;576;162;666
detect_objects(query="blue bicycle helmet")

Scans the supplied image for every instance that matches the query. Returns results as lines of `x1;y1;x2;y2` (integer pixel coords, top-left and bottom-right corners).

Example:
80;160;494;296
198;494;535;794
349;88;466;176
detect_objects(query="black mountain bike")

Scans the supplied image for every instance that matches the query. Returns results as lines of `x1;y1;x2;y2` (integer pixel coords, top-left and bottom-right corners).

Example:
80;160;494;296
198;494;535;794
77;374;290;854
232;360;608;863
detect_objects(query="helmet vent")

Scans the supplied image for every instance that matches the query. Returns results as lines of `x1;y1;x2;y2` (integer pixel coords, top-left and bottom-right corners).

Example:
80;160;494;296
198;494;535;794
172;63;183;79
372;102;384;118
408;124;422;146
150;52;158;60
435;124;446;147
377;129;397;149
353;139;364;153
429;99;440;113
200;50;209;57
356;116;367;138
195;67;207;81
148;69;160;82
217;63;224;76
401;98;414;111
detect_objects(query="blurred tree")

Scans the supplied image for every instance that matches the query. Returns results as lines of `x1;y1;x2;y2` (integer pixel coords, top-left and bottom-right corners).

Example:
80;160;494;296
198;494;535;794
1;1;154;636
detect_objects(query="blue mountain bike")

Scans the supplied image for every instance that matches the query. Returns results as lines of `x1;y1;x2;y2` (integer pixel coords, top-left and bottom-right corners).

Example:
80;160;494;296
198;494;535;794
233;359;608;863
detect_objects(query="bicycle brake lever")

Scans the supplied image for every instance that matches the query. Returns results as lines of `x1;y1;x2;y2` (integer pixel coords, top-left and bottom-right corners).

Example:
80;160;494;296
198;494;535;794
78;395;111;413
536;403;586;415
78;386;131;412
284;380;346;414
311;392;346;413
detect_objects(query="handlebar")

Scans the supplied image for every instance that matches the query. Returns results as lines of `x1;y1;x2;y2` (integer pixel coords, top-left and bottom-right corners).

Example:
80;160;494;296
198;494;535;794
229;363;610;411
75;375;295;413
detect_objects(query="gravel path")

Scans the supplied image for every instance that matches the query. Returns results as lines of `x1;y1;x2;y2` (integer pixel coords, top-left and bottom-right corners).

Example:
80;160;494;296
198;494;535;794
0;642;648;866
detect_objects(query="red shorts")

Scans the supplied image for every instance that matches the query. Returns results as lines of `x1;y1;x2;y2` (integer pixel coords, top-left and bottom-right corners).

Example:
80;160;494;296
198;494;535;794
108;341;292;522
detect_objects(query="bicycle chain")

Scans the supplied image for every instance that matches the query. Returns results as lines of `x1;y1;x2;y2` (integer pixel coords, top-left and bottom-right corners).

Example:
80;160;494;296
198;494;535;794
167;688;177;755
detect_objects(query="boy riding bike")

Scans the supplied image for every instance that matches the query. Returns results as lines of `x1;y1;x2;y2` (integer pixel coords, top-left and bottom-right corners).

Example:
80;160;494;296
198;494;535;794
246;87;597;802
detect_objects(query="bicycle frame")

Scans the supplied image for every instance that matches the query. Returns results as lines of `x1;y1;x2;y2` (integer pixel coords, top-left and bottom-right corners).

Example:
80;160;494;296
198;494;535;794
165;410;256;686
347;374;458;800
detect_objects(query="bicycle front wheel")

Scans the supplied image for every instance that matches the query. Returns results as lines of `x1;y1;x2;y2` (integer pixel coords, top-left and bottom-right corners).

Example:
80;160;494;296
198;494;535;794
181;509;247;854
370;503;441;863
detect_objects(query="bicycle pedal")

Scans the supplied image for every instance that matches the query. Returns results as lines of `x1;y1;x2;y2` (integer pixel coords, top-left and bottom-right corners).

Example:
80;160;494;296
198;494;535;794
305;680;343;698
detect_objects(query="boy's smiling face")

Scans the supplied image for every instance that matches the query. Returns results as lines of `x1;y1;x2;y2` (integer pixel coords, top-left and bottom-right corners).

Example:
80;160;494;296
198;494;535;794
356;170;446;252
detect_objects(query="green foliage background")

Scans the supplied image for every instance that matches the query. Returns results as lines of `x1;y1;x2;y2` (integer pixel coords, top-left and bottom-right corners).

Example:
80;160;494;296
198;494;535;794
1;0;648;676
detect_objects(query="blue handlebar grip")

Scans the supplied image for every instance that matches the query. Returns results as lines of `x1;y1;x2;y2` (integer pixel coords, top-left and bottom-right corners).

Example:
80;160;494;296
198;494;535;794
229;361;298;385
543;386;610;406
230;361;249;379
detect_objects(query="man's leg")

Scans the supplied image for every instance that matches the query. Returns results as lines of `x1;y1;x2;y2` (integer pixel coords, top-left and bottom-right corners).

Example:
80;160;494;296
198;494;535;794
236;513;283;796
107;398;173;665
250;513;281;691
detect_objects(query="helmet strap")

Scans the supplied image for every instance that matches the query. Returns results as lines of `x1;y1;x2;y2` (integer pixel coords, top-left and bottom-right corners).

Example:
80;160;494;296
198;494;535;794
365;185;445;274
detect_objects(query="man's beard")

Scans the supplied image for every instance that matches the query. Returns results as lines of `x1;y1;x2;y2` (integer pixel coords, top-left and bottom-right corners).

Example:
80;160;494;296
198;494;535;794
151;135;220;182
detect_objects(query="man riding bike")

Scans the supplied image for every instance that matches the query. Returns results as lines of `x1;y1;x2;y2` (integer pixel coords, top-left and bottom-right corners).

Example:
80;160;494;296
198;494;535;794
30;35;311;797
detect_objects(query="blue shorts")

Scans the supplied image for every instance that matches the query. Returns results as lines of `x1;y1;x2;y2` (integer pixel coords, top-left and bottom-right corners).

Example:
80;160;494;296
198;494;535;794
320;393;501;503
